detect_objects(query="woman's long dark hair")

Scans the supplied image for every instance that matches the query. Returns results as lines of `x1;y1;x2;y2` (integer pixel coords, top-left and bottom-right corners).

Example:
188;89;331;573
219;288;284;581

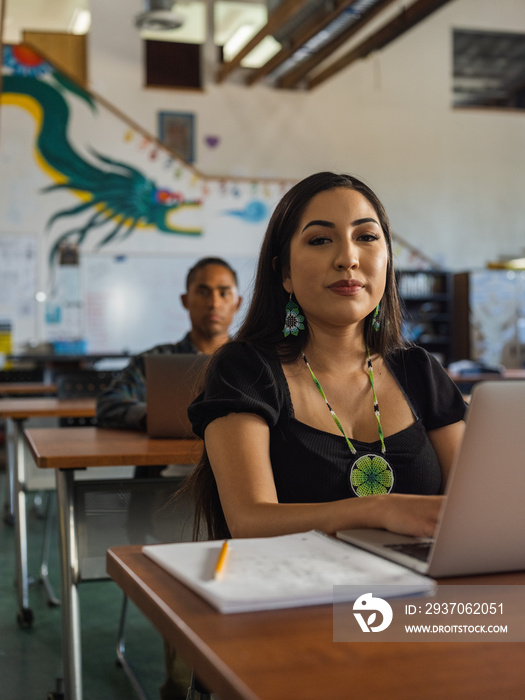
185;172;406;540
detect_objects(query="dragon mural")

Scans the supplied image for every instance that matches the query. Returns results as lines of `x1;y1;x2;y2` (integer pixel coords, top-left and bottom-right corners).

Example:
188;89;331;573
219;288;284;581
1;45;202;262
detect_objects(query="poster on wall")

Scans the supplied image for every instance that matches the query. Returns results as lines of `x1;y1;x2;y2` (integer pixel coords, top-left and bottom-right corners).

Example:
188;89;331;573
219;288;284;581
469;270;525;368
0;233;38;351
44;265;83;346
158;111;195;163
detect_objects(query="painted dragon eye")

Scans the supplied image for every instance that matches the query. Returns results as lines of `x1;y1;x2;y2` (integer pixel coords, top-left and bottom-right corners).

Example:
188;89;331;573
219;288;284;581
155;190;183;204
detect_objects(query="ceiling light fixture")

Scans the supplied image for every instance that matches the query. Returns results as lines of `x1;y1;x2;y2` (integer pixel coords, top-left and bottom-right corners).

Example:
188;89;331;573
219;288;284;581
223;24;257;59
68;9;91;35
135;1;185;32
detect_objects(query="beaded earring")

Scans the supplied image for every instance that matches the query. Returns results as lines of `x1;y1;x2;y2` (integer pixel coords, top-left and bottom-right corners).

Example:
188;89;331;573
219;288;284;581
372;303;381;332
282;294;305;337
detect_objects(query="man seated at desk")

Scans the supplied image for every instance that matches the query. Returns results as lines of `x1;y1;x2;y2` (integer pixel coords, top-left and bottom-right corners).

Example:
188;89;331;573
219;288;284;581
96;255;242;448
96;256;241;700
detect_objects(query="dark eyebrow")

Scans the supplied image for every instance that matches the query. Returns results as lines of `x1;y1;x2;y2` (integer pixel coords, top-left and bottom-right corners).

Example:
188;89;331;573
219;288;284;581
353;217;380;227
301;217;380;233
301;219;335;232
196;283;233;290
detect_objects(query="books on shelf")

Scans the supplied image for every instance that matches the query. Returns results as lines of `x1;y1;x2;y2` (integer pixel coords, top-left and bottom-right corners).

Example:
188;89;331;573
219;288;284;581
142;530;435;614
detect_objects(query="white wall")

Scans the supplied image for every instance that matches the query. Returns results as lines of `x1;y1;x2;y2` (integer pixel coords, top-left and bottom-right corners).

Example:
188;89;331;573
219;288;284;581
88;0;525;272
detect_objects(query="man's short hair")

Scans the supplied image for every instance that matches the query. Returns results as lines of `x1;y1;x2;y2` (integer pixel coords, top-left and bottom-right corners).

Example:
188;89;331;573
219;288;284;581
185;257;239;290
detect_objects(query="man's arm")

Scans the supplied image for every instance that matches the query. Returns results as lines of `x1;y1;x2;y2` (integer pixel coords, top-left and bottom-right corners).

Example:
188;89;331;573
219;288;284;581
96;355;147;430
96;338;196;430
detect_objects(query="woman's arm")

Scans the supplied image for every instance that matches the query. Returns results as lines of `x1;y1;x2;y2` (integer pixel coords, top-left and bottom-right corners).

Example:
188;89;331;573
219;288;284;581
205;412;444;539
428;420;465;487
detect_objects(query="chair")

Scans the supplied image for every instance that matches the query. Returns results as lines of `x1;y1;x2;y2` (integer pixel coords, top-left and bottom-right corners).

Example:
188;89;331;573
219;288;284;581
0;367;45;383
186;674;212;699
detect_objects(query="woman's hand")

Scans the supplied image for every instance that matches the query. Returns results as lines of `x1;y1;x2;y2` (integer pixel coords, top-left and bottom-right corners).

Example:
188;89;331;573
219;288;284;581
374;493;445;538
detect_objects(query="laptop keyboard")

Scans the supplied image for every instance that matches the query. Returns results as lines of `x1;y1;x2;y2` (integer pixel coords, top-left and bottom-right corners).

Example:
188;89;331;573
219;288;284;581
385;541;433;562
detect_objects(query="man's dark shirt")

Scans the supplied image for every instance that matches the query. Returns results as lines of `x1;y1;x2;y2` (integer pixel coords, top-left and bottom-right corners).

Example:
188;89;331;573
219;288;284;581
96;332;198;430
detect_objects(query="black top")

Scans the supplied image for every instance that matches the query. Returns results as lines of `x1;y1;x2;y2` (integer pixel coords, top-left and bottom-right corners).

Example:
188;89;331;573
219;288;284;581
188;343;467;503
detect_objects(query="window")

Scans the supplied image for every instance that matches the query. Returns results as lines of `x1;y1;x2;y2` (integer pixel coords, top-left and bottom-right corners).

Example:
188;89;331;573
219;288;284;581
145;40;202;89
453;29;525;110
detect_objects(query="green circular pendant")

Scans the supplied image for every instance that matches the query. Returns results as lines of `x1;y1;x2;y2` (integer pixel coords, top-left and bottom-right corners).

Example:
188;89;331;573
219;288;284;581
350;454;394;497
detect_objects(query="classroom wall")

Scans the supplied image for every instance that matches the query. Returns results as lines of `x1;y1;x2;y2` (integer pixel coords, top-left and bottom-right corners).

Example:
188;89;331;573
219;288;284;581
0;48;292;351
88;0;525;271
1;0;524;353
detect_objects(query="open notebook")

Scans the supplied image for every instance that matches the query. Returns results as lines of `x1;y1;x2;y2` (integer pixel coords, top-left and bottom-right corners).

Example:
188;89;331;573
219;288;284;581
142;530;434;614
337;380;525;578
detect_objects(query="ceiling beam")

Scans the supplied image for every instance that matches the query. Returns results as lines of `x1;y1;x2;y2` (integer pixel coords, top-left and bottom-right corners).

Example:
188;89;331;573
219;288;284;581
215;0;311;84
306;0;455;90
276;0;399;90
245;0;358;87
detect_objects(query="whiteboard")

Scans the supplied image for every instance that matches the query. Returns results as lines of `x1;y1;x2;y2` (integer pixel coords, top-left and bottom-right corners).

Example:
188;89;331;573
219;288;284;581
80;254;257;354
0;233;38;348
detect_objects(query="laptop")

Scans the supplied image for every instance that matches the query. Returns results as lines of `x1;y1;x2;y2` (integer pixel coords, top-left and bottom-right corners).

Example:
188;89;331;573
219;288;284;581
145;353;208;438
337;380;525;578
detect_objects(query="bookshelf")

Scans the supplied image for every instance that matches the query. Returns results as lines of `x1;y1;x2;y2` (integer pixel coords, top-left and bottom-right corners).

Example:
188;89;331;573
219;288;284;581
396;270;455;365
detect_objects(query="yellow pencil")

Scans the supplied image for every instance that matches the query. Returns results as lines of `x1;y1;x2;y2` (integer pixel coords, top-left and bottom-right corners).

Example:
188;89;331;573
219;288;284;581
213;540;229;580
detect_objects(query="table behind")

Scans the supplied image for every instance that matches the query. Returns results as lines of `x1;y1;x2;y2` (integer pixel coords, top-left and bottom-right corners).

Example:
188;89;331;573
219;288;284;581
0;383;57;396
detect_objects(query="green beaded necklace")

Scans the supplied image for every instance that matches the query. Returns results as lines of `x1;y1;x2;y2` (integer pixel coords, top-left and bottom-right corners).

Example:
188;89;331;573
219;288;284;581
301;348;394;497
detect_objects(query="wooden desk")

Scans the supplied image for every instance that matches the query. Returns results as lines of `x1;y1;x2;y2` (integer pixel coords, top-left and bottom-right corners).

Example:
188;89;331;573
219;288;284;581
448;369;525;385
0;382;57;395
0;397;96;421
1;389;58;521
25;426;200;469
0;398;97;625
0;399;95;520
25;427;202;700
108;546;525;700
6;353;130;376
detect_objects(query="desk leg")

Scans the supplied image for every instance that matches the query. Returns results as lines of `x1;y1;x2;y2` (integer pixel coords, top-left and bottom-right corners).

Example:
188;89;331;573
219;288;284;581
13;418;33;626
56;468;83;700
4;417;16;525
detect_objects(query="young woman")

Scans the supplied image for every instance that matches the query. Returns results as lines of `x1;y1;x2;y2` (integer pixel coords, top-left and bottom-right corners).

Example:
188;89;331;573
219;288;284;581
187;172;466;541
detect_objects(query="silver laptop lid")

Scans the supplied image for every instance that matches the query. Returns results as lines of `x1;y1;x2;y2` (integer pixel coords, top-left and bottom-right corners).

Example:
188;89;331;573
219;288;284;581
338;381;525;578
427;379;525;577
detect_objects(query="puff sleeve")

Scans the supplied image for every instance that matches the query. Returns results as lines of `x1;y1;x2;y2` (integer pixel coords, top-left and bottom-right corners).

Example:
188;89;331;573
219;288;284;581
188;342;286;438
389;347;467;430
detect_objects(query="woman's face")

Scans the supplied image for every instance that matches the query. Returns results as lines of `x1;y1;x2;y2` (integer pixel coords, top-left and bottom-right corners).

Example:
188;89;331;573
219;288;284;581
283;187;388;333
